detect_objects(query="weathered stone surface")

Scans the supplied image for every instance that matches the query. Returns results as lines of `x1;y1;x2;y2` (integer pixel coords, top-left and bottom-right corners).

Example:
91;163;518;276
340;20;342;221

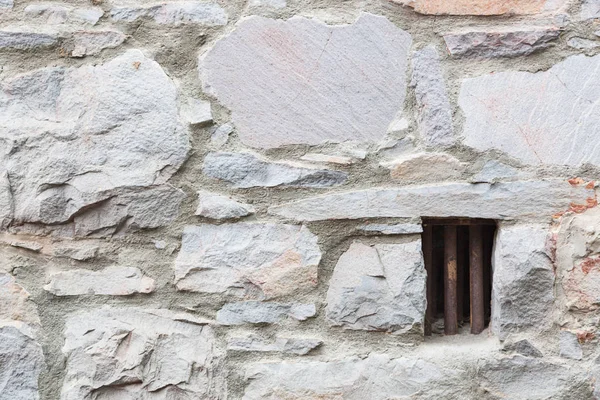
0;325;44;400
61;307;226;400
326;241;425;333
502;339;544;357
300;153;355;165
217;302;316;325
392;0;568;15
491;224;554;339
411;47;454;147
384;152;465;181
110;2;227;25
357;223;423;235
479;356;590;399
68;30;126;57
244;354;458;399
227;335;322;355
195;190;255;219
0;50;189;232
0;29;58;50
0;0;12;9
269;181;594;222
567;37;600;50
181;98;213;126
0;273;40;327
249;0;286;8
460;54;600;166
175;224;321;298
45;266;155;296
7;239;43;252
581;0;600;20
470;160;524;183
559;330;583;360
203;152;347;188
52;242;99;261
0;172;11;229
200;13;412;148
210;123;233;148
444;27;560;58
24;4;103;25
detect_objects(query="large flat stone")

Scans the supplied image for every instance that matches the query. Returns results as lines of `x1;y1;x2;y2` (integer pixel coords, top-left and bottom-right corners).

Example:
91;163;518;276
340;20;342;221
61;307;226;400
110;1;227;25
460;54;600;166
392;0;568;15
68;30;126;57
326;241;426;333
0;325;44;400
200;13;412;148
175;224;321;299
491;224;555;339
0;29;58;50
44;266;155;296
0;50;189;231
269;181;595;222
203;152;347;188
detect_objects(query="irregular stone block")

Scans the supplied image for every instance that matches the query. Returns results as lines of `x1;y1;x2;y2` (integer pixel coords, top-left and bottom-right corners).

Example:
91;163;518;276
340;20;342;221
469;160;524;183
216;302;316;325
175;223;321;298
0;29;58;50
200;13;412;148
227;335;322;355
68;30;126;57
300;153;355;165
181;98;213;126
0;325;44;400
384;152;465;181
357;223;423;235
581;0;600;20
0;172;11;229
61;307;226;400
203;152;347;188
24;4;103;25
326;241;425;333
269;181;594;222
559;330;583;360
0;273;40;328
195;191;255;219
0;50;189;230
491;224;554;339
0;0;12;9
52;243;99;261
249;0;286;8
110;2;227;25
244;354;457;399
391;0;568;15
502;339;544;357
460;54;600;166
6;239;43;252
45;266;155;296
567;37;600;50
444;27;560;58
411;47;454;147
210;123;233;148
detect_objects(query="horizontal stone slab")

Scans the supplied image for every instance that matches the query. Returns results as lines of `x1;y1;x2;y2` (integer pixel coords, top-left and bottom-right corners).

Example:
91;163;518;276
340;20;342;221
269;181;595;222
227;335;322;355
216;302;316;325
391;0;568;15
110;1;227;25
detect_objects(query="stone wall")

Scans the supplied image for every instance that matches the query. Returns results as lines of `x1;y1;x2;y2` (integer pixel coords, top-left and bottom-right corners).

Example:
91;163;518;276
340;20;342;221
1;0;600;398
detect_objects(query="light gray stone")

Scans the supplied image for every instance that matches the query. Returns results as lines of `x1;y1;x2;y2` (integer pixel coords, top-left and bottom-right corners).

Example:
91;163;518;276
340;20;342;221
7;239;43;252
195;190;255;219
52;243;99;261
249;0;286;8
203;152;347;188
0;325;44;400
0;0;12;9
61;307;226;400
502;339;544;358
357;223;423;235
383;152;465;181
581;0;600;20
0;50;189;232
0;29;58;50
0;172;12;229
559;330;583;360
175;223;321;298
567;37;600;50
24;4;103;25
411;46;454;147
0;273;40;328
243;354;459;399
491;224;555;339
460;54;600;166
69;30;126;57
110;2;227;25
269;181;594;222
200;13;412;148
216;302;316;325
210;123;233;148
326;241;426;333
443;27;560;58
391;0;569;16
181;98;213;126
227;335;322;355
470;160;524;183
300;153;355;165
45;266;155;296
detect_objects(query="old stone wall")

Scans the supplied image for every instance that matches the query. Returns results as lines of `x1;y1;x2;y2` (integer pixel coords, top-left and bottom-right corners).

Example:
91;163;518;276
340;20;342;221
1;0;600;398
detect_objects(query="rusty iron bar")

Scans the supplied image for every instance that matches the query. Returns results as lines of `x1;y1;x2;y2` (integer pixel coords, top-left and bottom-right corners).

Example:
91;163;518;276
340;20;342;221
444;225;458;335
423;224;434;336
470;225;485;334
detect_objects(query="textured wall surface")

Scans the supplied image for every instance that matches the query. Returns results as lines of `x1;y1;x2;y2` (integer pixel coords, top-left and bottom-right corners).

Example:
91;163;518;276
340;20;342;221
1;0;600;399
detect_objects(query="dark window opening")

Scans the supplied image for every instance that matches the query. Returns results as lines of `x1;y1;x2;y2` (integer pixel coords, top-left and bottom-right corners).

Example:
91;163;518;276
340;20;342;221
422;218;496;336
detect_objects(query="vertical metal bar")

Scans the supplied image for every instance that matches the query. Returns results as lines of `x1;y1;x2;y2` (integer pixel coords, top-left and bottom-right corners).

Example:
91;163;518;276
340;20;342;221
423;224;434;336
456;227;466;325
470;225;485;334
444;225;458;335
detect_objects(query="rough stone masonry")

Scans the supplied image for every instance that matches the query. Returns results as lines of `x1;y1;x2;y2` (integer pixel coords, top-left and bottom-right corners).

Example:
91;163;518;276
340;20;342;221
1;0;600;398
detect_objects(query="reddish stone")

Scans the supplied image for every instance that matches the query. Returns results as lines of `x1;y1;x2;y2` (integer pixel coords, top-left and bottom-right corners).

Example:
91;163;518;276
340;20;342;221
391;0;567;16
